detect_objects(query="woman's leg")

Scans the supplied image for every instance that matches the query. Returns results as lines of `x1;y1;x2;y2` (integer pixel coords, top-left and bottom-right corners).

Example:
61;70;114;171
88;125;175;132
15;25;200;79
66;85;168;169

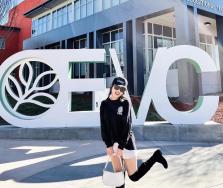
111;155;123;172
124;157;138;176
111;155;125;188
125;150;168;182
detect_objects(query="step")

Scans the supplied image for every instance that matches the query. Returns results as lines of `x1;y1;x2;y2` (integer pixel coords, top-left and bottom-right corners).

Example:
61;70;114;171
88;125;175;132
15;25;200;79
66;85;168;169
0;121;222;142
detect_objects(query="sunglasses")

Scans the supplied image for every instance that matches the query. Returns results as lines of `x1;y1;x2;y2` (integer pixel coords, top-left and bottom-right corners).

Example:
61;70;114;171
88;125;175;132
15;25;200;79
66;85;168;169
114;85;126;93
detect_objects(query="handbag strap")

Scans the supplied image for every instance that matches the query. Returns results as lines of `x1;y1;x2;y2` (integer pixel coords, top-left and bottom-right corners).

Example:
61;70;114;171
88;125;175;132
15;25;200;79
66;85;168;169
104;156;125;171
104;156;110;170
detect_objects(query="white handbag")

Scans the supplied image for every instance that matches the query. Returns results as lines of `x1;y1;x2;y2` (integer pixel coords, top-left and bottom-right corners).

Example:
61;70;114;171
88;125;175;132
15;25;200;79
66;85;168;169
102;157;125;187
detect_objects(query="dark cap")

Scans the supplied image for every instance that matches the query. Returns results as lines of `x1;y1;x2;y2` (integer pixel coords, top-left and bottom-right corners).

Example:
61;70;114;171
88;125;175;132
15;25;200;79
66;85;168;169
112;77;128;88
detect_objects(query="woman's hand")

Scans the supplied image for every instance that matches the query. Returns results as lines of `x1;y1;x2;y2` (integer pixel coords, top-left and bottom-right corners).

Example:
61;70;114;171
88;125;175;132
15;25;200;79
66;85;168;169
116;148;123;158
106;147;113;156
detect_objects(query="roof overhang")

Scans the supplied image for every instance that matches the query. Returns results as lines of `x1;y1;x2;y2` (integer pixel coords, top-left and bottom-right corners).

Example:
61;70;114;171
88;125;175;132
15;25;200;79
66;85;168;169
24;0;72;18
0;25;20;32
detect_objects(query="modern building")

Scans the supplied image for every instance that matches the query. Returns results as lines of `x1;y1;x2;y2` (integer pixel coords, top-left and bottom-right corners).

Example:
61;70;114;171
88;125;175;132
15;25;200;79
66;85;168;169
0;26;20;63
23;0;223;103
0;0;46;64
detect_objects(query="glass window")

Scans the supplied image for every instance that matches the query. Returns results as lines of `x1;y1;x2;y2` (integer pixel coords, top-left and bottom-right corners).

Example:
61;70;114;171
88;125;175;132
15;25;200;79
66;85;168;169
206;35;212;44
73;38;86;49
173;39;176;46
206;44;212;57
119;40;123;53
118;54;124;65
103;0;111;9
74;1;81;20
153;24;162;35
80;63;86;77
148;49;153;71
80;39;86;48
111;64;116;76
199;34;206;43
81;0;86;5
67;4;73;23
32;20;35;35
199;43;205;51
120;0;128;3
32;19;37;36
119;28;123;39
52;11;57;28
111;30;119;41
75;8;80;20
104;44;110;53
103;32;110;43
163;38;173;48
57;8;63;27
80;0;87;18
0;38;5;49
111;42;120;53
143;21;177;73
62;6;68;25
163;26;172;37
73;41;79;49
75;1;80;8
143;49;146;74
173;28;176;38
199;34;214;58
153;49;157;59
142;35;145;48
102;28;124;76
87;0;93;16
147;22;152;34
36;20;40;35
72;38;88;78
148;35;153;48
111;0;119;6
74;63;80;78
154;36;163;48
46;14;51;31
42;16;46;33
106;55;110;64
38;18;43;34
104;64;110;77
94;0;102;13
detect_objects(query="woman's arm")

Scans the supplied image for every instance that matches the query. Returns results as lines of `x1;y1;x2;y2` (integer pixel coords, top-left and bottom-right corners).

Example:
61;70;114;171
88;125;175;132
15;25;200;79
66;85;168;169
118;99;131;150
100;101;112;148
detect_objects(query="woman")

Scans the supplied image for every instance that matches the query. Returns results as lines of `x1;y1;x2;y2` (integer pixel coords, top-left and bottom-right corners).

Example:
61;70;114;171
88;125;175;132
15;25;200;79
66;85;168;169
100;77;168;188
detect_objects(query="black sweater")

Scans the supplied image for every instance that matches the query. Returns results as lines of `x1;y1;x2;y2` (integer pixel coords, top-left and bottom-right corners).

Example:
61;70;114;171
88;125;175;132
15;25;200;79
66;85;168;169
100;97;132;150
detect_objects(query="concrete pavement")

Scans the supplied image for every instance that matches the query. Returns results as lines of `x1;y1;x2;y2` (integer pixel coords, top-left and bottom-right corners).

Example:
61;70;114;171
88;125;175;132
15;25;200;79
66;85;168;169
0;139;223;188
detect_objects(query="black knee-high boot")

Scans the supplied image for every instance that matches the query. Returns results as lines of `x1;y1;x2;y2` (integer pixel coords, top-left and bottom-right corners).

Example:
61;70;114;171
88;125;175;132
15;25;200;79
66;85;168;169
129;150;168;182
116;171;125;188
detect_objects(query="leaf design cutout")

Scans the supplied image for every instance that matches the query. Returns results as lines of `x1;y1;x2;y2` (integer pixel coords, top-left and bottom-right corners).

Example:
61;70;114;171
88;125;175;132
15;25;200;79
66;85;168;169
19;61;33;92
8;75;23;99
27;92;57;103
22;99;54;108
4;61;59;115
5;78;19;101
32;71;58;91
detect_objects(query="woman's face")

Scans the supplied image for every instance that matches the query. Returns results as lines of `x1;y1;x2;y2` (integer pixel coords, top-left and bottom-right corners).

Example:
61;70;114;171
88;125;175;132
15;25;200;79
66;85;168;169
111;85;126;99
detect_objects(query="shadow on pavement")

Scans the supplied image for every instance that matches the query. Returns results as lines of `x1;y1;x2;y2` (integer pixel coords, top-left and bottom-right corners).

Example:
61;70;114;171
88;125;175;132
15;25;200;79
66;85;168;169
0;140;222;186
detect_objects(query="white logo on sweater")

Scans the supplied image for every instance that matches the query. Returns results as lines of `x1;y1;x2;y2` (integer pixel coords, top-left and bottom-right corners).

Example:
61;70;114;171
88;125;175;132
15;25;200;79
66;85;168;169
117;106;123;115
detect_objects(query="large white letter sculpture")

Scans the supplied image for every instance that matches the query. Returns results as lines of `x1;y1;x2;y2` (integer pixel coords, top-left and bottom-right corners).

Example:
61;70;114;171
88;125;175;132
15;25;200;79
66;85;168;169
134;45;219;125
0;46;219;127
0;49;106;128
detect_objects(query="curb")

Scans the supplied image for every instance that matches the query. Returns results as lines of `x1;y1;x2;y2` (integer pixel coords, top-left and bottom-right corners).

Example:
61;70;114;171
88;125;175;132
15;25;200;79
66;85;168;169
0;122;222;142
